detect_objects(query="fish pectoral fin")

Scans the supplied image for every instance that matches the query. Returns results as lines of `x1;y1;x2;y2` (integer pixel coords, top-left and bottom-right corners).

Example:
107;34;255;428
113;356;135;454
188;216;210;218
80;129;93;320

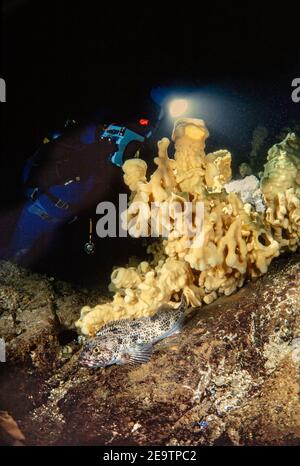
123;344;153;365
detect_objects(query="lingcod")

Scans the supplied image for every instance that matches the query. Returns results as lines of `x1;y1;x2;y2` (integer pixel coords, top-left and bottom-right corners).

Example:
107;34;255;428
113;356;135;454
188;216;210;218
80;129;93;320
79;294;187;368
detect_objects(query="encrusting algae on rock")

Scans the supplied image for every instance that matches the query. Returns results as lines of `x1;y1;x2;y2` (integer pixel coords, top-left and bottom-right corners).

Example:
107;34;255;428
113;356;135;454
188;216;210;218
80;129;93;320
76;119;300;336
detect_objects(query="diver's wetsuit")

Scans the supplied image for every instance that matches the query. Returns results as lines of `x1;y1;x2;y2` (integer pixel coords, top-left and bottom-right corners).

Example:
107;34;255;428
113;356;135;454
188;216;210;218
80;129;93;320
8;123;122;263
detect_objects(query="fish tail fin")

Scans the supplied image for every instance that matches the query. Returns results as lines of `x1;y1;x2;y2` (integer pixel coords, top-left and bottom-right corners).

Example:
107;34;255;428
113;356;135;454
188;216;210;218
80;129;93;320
163;293;187;337
174;293;188;320
153;296;187;344
159;318;184;341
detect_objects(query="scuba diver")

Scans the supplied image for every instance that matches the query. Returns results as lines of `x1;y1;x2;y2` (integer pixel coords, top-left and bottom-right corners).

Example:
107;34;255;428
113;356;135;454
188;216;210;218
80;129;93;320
6;98;163;266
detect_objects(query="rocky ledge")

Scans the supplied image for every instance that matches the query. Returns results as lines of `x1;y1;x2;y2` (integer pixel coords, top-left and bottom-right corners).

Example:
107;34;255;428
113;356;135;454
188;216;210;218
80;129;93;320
0;256;299;445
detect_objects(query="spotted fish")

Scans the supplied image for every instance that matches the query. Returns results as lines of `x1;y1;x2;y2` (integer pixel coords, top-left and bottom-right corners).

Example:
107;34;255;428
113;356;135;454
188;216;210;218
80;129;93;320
79;294;187;368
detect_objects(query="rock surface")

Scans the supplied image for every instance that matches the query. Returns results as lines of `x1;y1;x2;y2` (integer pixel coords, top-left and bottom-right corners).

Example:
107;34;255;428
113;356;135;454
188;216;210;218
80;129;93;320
0;256;299;445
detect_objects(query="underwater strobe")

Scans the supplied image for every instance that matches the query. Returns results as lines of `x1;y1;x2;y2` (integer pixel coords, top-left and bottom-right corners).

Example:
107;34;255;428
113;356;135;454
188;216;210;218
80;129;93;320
84;218;95;254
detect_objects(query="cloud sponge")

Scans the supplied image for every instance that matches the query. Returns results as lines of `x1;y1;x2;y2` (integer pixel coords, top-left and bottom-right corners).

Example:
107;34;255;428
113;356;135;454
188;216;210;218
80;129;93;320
76;121;300;336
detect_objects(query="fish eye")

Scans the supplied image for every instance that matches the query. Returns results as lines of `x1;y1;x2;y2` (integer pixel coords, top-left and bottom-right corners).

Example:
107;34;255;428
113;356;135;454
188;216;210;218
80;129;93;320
93;347;100;354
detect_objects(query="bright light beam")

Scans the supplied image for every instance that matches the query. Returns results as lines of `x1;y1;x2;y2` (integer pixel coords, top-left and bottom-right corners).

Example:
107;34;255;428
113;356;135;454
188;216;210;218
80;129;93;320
169;99;188;118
